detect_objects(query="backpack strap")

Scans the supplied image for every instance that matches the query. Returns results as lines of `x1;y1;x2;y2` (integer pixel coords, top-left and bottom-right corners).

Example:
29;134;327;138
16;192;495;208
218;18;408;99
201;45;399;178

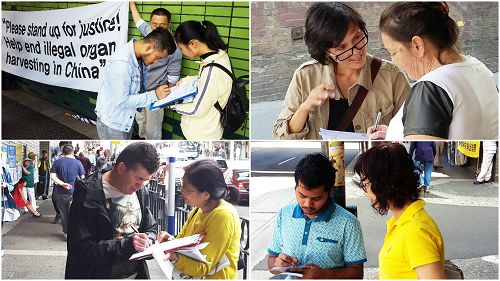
336;57;383;131
201;62;249;112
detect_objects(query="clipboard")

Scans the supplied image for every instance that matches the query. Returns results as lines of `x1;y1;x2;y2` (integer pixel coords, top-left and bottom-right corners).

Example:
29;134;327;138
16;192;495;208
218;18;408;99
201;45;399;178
149;78;198;110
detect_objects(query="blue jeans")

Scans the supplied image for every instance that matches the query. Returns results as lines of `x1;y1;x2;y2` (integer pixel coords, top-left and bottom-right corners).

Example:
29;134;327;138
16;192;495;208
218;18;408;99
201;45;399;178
416;160;433;188
96;118;133;140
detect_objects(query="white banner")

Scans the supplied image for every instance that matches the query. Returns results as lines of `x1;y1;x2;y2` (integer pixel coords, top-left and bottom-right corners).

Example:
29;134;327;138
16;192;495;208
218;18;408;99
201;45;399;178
2;2;129;92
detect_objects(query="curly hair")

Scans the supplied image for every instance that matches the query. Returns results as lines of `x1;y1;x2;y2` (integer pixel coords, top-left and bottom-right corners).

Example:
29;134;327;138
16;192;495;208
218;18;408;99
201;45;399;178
294;153;336;192
353;143;419;215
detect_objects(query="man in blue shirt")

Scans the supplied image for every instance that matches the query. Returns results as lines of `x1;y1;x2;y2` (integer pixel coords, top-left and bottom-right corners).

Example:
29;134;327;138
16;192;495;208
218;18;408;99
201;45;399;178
130;2;182;140
50;144;85;239
268;153;366;279
95;27;177;140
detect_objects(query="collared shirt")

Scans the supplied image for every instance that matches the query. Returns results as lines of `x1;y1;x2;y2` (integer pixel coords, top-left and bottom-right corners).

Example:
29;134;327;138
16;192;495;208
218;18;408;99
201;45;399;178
95;40;159;133
136;19;182;90
268;198;367;268
379;200;444;279
273;53;409;139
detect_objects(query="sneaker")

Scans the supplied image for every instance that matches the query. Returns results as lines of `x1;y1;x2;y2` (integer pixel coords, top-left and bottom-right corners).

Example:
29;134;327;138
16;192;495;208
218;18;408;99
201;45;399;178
473;180;484;185
63;233;68;240
33;212;42;218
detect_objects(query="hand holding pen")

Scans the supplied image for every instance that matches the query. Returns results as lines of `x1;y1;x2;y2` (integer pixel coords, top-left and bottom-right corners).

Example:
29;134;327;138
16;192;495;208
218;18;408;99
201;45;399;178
131;225;151;252
276;252;298;267
372;109;382;132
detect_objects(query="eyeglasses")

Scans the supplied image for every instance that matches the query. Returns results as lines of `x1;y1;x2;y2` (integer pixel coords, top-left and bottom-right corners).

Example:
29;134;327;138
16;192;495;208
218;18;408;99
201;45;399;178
179;184;197;195
330;33;368;61
359;178;369;193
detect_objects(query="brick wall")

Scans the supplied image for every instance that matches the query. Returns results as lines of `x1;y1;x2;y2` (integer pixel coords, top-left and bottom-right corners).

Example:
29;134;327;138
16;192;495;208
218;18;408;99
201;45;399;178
251;2;498;103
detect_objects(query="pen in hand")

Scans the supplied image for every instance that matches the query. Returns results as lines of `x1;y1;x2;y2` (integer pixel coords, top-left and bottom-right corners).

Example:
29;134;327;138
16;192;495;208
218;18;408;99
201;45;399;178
373;109;382;132
131;225;140;233
131;225;152;250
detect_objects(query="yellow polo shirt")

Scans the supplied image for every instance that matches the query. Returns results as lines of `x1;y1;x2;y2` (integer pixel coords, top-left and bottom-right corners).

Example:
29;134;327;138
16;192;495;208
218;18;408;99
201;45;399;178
174;201;241;279
379;200;444;279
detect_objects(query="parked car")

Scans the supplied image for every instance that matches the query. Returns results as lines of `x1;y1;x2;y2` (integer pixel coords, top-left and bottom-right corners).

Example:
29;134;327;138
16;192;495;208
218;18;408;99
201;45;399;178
225;168;249;205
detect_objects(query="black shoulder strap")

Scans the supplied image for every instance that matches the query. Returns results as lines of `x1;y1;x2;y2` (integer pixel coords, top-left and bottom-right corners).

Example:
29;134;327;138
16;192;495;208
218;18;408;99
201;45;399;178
201;62;249;112
336;57;383;131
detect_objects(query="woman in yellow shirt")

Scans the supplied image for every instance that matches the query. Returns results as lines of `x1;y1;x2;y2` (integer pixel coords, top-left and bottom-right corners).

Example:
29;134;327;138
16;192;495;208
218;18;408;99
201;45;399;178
162;159;241;279
354;143;446;279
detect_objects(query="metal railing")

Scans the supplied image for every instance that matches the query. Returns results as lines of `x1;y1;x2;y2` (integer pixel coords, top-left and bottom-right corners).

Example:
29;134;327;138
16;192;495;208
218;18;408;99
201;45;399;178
145;179;250;279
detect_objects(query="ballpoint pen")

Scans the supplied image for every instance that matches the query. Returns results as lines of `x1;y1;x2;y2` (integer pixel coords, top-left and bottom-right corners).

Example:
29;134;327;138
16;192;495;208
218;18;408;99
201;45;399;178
373;109;382;132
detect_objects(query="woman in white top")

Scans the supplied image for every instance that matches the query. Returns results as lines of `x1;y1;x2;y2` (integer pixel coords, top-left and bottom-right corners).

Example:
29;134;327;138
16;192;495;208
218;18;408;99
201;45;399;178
171;20;232;140
369;2;498;140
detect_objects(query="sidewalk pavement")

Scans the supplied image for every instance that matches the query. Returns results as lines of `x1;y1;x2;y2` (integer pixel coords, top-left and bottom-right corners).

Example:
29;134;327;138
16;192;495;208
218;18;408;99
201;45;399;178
250;151;499;279
251;72;499;140
2;89;98;139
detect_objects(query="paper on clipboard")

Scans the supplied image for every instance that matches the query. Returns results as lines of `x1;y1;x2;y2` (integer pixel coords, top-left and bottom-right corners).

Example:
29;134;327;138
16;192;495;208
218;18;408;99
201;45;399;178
149;78;198;110
129;233;205;260
132;234;209;280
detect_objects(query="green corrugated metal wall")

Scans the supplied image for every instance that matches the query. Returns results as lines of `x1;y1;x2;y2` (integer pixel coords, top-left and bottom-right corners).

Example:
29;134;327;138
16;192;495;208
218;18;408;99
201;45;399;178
1;1;250;139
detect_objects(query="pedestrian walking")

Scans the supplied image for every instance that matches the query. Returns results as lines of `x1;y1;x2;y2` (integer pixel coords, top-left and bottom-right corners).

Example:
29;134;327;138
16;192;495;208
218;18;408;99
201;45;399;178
409;142;436;193
474;141;497;184
50;144;85;239
434;142;445;170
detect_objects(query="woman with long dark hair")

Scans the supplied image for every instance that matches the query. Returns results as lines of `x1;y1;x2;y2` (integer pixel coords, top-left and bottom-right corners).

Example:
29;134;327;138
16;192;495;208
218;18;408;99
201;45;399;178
170;21;233;140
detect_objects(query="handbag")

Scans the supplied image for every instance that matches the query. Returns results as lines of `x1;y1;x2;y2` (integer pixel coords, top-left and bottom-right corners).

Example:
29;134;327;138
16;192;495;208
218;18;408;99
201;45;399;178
444;260;464;279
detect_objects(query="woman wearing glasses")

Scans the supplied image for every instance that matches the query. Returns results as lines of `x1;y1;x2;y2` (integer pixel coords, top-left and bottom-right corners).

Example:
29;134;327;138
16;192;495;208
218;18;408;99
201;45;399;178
369;2;498;140
159;159;241;279
273;2;409;140
354;143;446;279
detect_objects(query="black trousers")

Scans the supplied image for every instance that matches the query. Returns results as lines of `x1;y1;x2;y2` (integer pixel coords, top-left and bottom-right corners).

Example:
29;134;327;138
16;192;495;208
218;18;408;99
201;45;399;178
52;190;72;233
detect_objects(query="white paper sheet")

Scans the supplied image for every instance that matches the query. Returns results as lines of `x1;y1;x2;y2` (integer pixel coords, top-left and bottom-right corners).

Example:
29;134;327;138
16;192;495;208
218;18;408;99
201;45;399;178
150;78;198;110
319;128;369;140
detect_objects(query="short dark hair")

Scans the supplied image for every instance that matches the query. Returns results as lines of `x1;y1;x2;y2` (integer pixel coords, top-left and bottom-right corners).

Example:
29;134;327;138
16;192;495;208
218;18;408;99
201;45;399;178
305;2;367;65
18;177;27;184
175;20;227;51
115;142;159;174
143;27;177;55
151;8;171;22
294;153;336;192
379;2;458;64
62;144;74;155
353;143;419;215
183;159;238;204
